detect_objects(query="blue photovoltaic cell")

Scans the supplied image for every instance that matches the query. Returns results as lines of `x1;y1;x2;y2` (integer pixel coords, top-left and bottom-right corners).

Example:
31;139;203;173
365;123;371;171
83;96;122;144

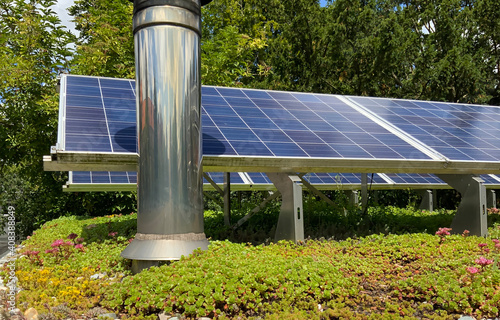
64;76;137;153
480;174;500;185
72;171;137;184
62;75;431;161
384;173;447;185
203;172;245;185
201;87;431;160
349;97;500;162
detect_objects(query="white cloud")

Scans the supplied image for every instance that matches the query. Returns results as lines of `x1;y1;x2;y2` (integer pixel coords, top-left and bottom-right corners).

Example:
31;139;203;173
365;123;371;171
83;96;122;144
51;0;77;35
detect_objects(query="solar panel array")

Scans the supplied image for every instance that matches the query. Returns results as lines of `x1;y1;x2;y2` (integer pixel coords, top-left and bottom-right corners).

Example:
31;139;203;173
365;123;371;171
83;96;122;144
58;75;434;163
71;171;137;184
51;74;500;179
69;171;389;188
64;170;500;192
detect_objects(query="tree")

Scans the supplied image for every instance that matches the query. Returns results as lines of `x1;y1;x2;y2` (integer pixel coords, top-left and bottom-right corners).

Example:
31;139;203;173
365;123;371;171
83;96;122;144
69;0;135;78
400;0;490;103
201;0;273;86
474;0;500;105
0;0;136;237
0;0;72;170
0;0;74;235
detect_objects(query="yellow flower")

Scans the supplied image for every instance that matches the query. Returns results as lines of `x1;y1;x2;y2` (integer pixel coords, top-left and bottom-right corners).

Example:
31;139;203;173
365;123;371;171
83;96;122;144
49;278;61;286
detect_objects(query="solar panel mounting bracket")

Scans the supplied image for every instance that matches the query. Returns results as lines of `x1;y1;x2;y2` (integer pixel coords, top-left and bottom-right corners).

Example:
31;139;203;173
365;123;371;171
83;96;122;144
266;172;304;243
437;174;488;237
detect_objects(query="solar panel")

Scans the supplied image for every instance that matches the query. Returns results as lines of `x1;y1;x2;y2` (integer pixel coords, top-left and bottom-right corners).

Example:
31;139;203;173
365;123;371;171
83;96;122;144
348;97;500;162
201;87;430;160
67;171;263;192
62;76;136;153
46;74;500;174
71;171;137;184
383;173;447;186
64;171;500;192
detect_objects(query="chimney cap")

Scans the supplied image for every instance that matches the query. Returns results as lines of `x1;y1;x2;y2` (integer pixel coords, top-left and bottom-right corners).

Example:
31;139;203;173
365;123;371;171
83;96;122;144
128;0;213;6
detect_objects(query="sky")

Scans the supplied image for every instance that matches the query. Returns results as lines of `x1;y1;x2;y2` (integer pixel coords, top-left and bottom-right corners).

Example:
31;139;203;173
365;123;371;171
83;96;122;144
52;0;76;35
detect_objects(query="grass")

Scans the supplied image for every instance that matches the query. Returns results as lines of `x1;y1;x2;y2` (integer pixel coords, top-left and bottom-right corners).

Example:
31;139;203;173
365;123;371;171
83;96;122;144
3;203;500;319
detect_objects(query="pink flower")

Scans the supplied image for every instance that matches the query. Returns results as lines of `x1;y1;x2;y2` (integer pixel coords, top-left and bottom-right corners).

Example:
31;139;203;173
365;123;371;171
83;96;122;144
478;243;488;248
76;237;84;244
45;248;59;254
51;239;64;247
466;267;479;274
27;236;31;239
67;233;78;240
492;239;499;245
128;238;134;243
489;208;500;214
475;256;494;267
74;244;84;251
436;227;452;236
108;232;118;237
484;248;490;254
495;243;500;250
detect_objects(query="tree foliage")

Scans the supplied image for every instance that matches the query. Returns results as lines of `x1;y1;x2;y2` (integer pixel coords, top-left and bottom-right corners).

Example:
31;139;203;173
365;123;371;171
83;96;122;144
0;0;73;235
69;0;135;78
199;0;498;104
0;0;136;237
0;0;72;170
200;0;273;86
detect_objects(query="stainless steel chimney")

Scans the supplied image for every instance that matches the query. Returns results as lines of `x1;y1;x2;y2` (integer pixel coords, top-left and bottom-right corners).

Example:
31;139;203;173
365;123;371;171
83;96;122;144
122;0;211;270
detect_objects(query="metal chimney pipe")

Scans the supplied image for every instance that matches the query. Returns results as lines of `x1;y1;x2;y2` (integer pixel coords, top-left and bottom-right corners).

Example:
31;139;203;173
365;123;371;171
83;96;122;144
122;0;210;271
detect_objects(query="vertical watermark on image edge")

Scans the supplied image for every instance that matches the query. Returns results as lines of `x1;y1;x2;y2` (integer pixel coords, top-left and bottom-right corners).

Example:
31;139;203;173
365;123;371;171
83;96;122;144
4;206;17;316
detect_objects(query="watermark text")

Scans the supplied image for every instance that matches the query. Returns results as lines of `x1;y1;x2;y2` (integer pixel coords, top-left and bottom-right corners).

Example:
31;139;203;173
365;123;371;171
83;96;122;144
4;206;17;315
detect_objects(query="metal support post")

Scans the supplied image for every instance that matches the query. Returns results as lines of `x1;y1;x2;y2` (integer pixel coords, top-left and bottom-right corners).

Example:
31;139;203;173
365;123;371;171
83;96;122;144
418;190;433;211
223;172;231;226
487;190;496;209
361;173;368;210
437;174;487;237
345;190;359;207
432;189;438;210
266;173;304;242
373;190;379;205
